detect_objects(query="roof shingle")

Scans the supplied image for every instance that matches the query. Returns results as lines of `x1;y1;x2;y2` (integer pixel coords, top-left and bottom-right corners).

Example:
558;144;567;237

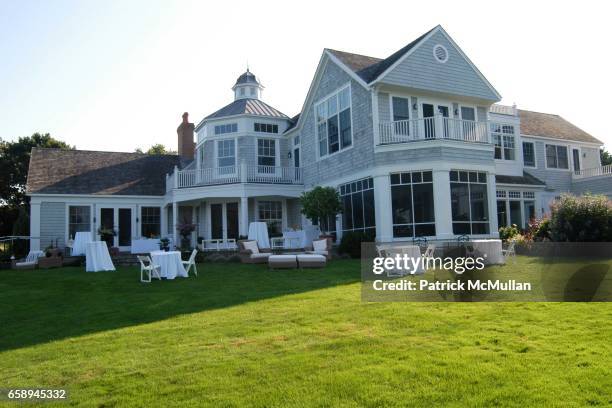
495;171;546;186
204;98;288;120
518;109;602;144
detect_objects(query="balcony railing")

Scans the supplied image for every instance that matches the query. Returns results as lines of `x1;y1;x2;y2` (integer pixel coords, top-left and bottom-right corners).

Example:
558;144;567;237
171;164;303;189
573;164;612;179
378;116;490;145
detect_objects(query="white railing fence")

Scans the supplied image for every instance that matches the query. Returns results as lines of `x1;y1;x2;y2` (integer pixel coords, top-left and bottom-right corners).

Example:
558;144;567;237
379;116;489;145
573;164;612;179
173;165;302;188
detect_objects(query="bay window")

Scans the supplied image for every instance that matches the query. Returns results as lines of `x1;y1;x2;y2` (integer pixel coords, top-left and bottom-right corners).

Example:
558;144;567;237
339;177;375;235
316;86;352;158
545;144;568;169
450;171;489;235
390;171;435;238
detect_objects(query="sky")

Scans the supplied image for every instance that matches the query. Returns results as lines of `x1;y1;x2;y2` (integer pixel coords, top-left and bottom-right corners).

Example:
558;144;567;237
1;0;610;152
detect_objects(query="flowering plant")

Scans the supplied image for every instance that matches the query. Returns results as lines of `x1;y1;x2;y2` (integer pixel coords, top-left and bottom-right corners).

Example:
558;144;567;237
177;223;196;238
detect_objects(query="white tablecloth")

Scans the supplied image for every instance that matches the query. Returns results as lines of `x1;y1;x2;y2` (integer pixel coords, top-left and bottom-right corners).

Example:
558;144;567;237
248;222;270;249
72;231;92;256
86;241;115;272
470;239;504;265
131;239;161;254
150;251;187;279
282;231;307;249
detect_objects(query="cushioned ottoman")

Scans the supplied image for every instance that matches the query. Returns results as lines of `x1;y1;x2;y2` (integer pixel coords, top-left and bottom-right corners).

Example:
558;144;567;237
297;254;326;268
268;255;297;269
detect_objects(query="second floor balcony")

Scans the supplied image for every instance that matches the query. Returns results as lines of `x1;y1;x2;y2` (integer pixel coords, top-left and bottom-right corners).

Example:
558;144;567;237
168;162;303;190
573;164;612;180
378;116;490;145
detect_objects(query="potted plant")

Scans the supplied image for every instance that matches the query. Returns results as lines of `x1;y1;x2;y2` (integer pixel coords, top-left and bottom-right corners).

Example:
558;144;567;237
159;238;170;252
299;186;342;238
97;227;116;248
177;222;196;249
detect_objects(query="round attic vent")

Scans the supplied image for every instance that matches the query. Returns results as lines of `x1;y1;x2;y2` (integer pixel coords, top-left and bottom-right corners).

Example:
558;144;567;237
433;44;448;63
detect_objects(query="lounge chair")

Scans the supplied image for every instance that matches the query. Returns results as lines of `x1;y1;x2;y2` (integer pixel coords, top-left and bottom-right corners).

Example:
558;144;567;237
12;250;45;269
238;240;271;264
306;237;332;260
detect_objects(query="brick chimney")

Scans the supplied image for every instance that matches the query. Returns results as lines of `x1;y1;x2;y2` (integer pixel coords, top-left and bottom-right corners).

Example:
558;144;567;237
177;112;195;160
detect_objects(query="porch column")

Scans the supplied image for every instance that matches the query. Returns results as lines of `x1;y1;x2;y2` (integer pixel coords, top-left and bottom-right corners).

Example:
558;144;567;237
487;173;499;237
239;196;249;238
433;170;454;240
172;201;178;249
30;201;41;251
160;204;167;237
191;205;197;247
281;199;288;231
373;174;393;242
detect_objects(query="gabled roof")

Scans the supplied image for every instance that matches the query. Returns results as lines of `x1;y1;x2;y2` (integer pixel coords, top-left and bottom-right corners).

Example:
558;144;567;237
203;98;288;120
518;109;602;144
26;148;180;196
496;171;546;186
284;113;301;133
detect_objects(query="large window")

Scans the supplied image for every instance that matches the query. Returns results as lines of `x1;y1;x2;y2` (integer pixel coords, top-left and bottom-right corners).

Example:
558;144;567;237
390;171;435;238
522;141;536;167
450;170;489;235
258;201;282;237
546;144;568;169
316;86;351;158
497;190;536;228
254;123;278;133
68;206;91;239
339;177;375;236
392;96;410;135
257;139;276;167
141;207;161;238
491;124;515;160
214;123;237;135
217;139;235;169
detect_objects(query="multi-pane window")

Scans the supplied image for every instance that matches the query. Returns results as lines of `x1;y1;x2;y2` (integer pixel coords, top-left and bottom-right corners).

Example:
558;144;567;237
68;206;91;239
545;144;569;169
217;139;235;169
450;170;489;235
522;142;536;167
390;171;436;238
214;123;238;135
316;86;351;158
258;201;282;237
392;96;410;135
141;207;161;238
257;139;276;167
254;123;278;133
491;124;515;160
339;177;375;235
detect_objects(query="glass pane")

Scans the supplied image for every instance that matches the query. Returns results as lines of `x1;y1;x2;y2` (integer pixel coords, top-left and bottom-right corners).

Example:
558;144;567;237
415;223;436;237
339;88;350;110
412;172;422;183
509;201;522;226
352;192;364;229
118;208;131;247
363;189;376;228
451;183;470;221
342;195;353;230
391;185;412;225
393;225;413;238
471;222;489;234
453;223;470;235
327;115;339;153
470;184;489;221
460;106;475;121
422;171;432;183
339;109;351;148
328;95;338;116
557;146;568;169
412;183;435;223
546;145;557;168
390;173;401;185
497;200;507;228
392;97;410;121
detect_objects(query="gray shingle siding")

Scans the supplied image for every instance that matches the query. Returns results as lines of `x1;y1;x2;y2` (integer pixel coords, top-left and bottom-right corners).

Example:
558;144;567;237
378;92;390;121
380;31;499;102
571;178;612;198
301;60;375;187
375;146;494;166
40;202;65;249
524;139;572;192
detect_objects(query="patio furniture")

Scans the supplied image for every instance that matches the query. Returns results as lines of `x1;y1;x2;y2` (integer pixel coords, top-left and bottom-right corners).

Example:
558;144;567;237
413;236;428;253
199;239;237;251
423;244;436;258
296;254;326;268
12;250;45;269
306;237;332;260
72;231;92;256
150;250;188;279
472;239;505;265
182;249;198;277
39;248;63;269
238;240;271;264
248;222;270;249
85;241;116;272
137;255;161;283
375;244;424;275
131;238;161;254
268;254;298;269
502;240;517;263
283;230;307;249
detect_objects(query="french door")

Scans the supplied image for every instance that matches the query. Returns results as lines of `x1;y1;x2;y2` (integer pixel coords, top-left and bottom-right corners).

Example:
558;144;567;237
98;206;134;250
422;103;450;139
209;202;239;241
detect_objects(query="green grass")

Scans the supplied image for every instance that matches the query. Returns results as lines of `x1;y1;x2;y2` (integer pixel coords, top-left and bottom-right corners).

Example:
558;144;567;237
1;258;611;407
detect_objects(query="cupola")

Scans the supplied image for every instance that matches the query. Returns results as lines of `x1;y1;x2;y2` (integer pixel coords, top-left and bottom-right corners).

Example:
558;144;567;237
232;68;264;100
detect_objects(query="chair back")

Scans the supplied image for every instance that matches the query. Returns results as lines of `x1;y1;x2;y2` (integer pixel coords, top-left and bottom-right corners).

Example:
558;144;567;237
188;248;198;263
423;244;436;258
457;234;470;243
137;255;152;268
506;240;516;254
413;236;428;251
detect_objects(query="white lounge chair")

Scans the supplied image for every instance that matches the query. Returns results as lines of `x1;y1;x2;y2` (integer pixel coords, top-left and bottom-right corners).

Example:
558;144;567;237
138;255;161;283
13;250;45;269
502;240;517;263
182;249;198;276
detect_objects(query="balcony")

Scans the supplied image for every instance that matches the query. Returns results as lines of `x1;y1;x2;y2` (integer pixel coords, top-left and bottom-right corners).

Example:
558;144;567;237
168;163;303;189
378;116;490;145
573;164;612;180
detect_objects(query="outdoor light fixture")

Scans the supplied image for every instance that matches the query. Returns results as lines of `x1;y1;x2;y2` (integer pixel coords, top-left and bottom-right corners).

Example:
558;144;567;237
288;152;292;159
412;103;418;110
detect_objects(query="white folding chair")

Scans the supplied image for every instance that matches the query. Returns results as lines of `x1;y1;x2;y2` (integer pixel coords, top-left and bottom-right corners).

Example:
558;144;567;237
182;249;198;277
502;240;517;263
423;244;436;258
138;255;161;283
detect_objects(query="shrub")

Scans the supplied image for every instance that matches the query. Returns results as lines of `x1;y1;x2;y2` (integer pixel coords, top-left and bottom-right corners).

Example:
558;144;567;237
338;230;376;259
499;224;520;242
549;194;612;242
526;218;551;242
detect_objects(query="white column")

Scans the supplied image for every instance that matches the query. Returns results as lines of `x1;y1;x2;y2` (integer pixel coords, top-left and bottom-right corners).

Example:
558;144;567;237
161;205;167;237
172;201;178;249
373;174;393;242
191;205;197;247
433;170;454;240
371;87;380;146
487;173;499;237
30;202;41;251
281;199;288;231
239;196;249;238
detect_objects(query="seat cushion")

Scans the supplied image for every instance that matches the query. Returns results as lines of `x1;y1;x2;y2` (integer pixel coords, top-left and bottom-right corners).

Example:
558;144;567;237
15;261;37;267
250;253;271;259
313;239;327;252
243;240;259;254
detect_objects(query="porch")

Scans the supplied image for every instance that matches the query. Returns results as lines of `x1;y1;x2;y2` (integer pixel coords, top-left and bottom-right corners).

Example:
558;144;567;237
377;116;489;145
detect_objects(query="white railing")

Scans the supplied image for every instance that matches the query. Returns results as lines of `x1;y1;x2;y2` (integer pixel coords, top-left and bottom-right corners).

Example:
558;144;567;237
378;116;490;145
198;239;237;251
173;164;302;188
573;164;612;179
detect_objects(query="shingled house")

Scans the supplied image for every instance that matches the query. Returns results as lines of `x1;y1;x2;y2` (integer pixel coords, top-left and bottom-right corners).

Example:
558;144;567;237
26;25;610;252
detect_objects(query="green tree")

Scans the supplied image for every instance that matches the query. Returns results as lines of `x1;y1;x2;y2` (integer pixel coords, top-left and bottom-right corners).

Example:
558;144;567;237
135;144;177;155
601;148;612;166
299;186;343;234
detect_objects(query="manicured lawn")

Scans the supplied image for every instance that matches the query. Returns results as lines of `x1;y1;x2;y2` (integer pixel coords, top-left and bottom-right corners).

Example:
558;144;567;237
1;258;611;407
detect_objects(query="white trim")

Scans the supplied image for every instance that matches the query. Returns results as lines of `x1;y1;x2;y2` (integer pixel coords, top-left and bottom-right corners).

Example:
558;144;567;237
433;44;449;63
544;143;571;171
